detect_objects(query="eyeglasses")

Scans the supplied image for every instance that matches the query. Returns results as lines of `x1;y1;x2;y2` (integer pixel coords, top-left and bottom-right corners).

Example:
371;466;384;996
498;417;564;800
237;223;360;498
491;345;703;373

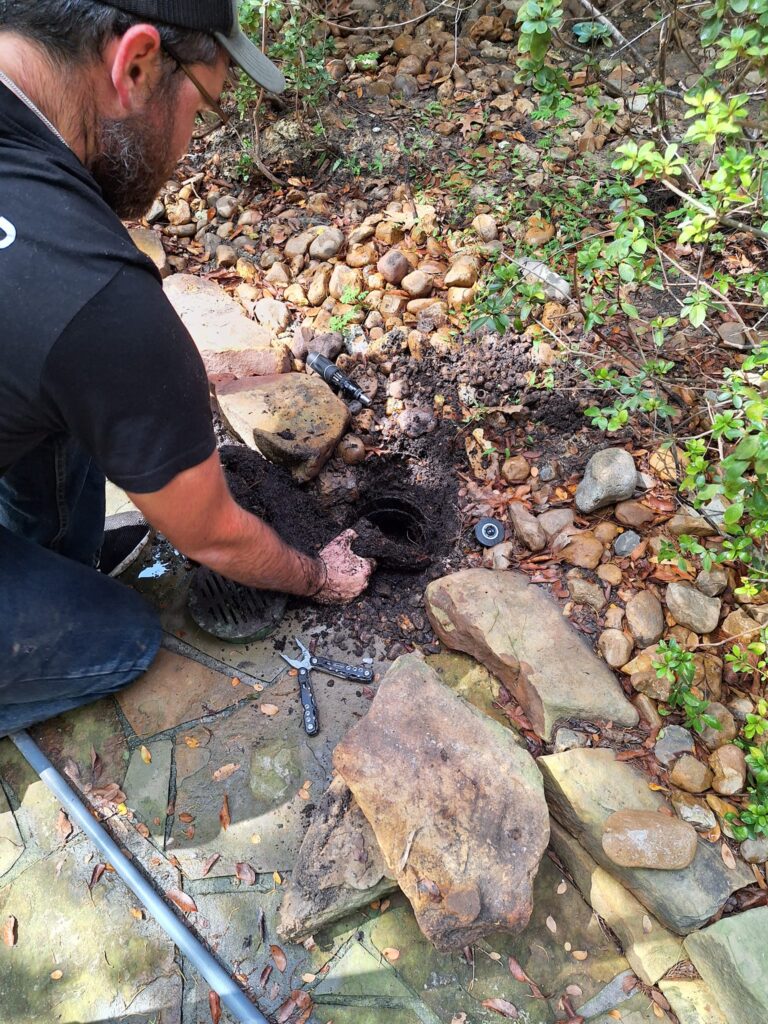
162;42;230;127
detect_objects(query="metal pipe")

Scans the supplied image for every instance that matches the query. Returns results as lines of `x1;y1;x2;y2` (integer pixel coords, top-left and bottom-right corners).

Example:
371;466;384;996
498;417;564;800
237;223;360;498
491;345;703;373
10;730;269;1024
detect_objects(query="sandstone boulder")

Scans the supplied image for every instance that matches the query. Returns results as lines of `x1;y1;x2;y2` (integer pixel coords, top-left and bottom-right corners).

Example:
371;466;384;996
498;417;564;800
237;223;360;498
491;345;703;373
163;274;289;378
425;569;638;739
216;373;349;482
333;654;549;951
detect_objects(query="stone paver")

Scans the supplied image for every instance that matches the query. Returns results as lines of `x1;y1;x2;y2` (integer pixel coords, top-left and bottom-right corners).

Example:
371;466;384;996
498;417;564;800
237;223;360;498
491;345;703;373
118;649;252;737
659;977;728;1024
0;840;181;1023
123;738;173;846
0;785;23;878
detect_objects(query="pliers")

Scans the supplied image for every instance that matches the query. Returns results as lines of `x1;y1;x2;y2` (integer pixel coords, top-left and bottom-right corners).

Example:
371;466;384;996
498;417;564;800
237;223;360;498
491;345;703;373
280;637;374;736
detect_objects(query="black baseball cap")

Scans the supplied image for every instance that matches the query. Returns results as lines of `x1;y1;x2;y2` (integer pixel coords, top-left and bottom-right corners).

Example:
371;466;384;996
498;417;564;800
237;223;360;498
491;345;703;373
103;0;286;92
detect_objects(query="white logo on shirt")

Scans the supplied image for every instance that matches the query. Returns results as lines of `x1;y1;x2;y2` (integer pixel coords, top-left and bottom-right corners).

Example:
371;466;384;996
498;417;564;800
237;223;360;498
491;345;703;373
0;217;16;249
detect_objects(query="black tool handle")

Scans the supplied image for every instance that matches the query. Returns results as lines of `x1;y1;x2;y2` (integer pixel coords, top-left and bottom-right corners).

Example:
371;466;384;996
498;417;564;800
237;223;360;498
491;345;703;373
298;667;319;736
310;656;374;682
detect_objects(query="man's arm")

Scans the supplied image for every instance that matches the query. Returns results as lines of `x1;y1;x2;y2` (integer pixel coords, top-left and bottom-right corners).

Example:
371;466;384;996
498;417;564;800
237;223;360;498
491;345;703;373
127;450;372;601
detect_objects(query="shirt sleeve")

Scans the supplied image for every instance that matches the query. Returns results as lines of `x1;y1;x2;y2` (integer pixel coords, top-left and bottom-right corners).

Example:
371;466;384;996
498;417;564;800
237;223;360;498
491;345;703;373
40;264;216;493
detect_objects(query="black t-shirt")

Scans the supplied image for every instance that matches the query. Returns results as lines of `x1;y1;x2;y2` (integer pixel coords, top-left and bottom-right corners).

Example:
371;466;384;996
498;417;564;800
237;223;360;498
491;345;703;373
0;81;215;492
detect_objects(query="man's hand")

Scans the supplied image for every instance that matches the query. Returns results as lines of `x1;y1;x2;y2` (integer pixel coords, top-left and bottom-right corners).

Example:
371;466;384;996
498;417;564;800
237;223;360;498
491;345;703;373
312;529;375;605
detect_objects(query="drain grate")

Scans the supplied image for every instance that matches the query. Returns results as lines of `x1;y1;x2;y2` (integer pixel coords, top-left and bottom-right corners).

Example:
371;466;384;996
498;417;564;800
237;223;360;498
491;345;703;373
187;566;287;643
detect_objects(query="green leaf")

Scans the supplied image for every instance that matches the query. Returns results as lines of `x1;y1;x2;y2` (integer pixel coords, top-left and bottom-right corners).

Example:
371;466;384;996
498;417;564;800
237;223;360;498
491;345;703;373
723;502;744;526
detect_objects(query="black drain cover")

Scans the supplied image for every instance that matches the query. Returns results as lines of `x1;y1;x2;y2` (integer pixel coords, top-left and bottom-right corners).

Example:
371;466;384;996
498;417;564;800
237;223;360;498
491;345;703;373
475;517;505;547
187;566;287;643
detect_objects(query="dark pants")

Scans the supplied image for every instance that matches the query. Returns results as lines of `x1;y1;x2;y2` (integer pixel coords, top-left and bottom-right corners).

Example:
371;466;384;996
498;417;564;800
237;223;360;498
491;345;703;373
0;436;161;736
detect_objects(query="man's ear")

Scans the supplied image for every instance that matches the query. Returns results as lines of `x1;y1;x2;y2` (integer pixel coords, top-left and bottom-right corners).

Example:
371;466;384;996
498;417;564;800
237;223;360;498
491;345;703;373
103;24;165;115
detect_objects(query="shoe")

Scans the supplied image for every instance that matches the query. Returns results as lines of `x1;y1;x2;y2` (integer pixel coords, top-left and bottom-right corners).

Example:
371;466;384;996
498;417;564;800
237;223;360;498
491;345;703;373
99;511;151;577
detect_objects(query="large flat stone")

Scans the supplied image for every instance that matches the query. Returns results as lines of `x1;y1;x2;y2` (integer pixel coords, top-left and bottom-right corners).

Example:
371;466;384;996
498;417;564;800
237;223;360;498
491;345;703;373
312;942;423;1024
539;748;753;934
684;906;768;1023
0;787;23;880
659;978;728;1024
333;654;550;951
163;273;291;378
169;660;371;877
278;777;396;943
425;569;638;739
549;820;683;984
30;697;129;787
117;648;249;737
123;738;172;847
0;844;181;1023
216;373;350;482
425;650;515;730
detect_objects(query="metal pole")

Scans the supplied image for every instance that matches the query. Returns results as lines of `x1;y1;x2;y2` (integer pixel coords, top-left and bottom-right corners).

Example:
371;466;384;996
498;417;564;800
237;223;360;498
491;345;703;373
10;730;269;1024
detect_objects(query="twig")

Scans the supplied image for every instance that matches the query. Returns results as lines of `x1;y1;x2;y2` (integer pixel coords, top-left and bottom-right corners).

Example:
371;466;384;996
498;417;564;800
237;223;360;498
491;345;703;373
661;177;768;243
575;0;645;63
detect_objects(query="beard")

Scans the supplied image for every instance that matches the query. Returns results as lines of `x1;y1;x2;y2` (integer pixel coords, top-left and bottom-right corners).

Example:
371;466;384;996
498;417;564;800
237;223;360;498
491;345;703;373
88;99;179;221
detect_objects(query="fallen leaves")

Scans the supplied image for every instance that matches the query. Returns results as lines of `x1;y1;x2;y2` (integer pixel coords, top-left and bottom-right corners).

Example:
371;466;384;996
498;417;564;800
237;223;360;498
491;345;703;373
2;915;17;947
219;795;231;831
545;915;557;933
276;989;312;1024
507;955;544;999
260;703;280;717
721;842;737;869
209;990;222;1024
481;997;518;1018
167;888;197;914
556;880;568;895
50;969;63;981
382;947;400;962
572;950;589;961
201;853;221;877
270;944;288;972
212;763;241;782
140;745;152;764
235;862;257;885
88;863;107;890
56;810;73;842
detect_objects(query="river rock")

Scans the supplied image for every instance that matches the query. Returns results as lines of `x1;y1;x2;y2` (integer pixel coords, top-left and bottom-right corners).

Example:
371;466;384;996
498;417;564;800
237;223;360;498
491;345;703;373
671;791;717;832
377;249;410;284
278;778;396;942
654;725;695;766
615;500;655;529
425;569;638;740
254;297;290;332
598;629;633;668
216;373;349;482
401;269;433;298
625;591;664;647
539;747;753;933
501;454;530;483
669;754;713;794
696;567;728;597
129;225;169;277
575;448;637;513
666;583;721;634
708;745;746;795
538;507;574;541
602;810;698;869
164;274;290;378
684;907;768;1024
698;703;737;750
333;654;550;950
614;530;642;557
567;573;606;612
508;502;546;551
472;213;498;241
559;531;604;569
309;226;345;260
740;837;768;863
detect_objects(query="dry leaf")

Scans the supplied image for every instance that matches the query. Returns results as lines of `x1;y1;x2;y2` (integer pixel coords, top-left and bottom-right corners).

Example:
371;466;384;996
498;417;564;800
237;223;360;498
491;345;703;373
129;907;144;921
260;703;280;717
488;951;502;961
652;1004;665;1019
642;915;653;934
273;870;282;885
259;964;272;989
565;984;583;997
546;915;557;933
481;997;518;1018
140;745;152;765
380;899;391;913
382;947;400;962
276;993;299;1024
271;944;288;971
212;763;240;782
219;795;231;831
651;991;670;1010
721;843;736;869
251;833;262;845
608;1012;622;1020
183;735;200;748
201;853;221;877
89;863;106;889
507;956;528;983
301;973;316;983
557;880;568;895
56;810;73;842
3;916;17;947
167;888;197;914
178;812;195;823
136;823;150;839
572;950;588;961
50;969;63;981
235;862;257;886
209;990;222;1024
231;677;241;687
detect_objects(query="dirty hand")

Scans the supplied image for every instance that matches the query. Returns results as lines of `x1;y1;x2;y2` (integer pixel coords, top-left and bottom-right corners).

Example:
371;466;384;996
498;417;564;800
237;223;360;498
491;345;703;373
312;529;375;605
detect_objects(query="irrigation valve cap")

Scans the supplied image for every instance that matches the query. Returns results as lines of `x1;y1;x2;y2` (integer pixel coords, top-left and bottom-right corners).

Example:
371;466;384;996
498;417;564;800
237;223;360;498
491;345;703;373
474;517;505;547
